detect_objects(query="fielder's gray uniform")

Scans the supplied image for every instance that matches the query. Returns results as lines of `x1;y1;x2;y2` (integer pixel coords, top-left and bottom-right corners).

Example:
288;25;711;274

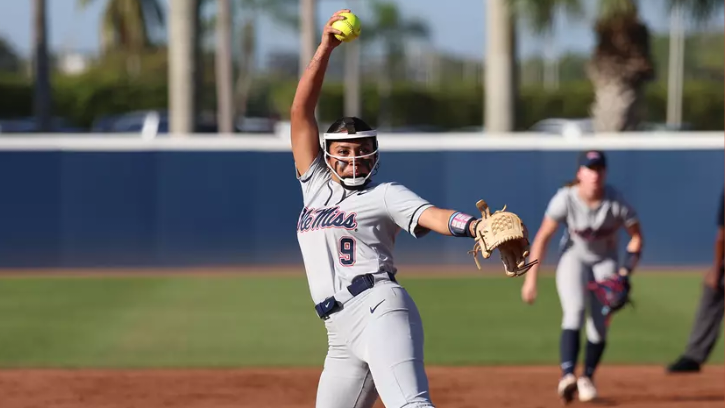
296;151;436;408
546;184;639;342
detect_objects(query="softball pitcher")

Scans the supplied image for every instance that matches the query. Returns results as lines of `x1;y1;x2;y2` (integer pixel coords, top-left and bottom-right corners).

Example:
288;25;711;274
290;10;535;408
520;150;644;403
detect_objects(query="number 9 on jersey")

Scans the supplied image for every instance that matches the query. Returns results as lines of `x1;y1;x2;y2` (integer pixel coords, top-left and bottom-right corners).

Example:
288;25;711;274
339;236;356;266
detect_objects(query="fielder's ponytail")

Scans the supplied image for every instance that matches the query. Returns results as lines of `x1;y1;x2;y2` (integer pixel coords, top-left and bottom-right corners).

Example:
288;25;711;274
563;172;580;187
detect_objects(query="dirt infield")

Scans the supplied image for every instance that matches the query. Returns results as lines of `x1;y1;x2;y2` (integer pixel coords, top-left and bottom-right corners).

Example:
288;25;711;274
0;365;721;408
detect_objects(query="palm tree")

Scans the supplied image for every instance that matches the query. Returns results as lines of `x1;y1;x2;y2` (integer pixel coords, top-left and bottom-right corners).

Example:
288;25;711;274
506;0;723;132
0;37;22;73
484;0;518;134
77;0;164;53
32;0;51;132
586;1;655;132
344;0;362;118
193;0;205;129
216;0;235;133
235;0;298;127
364;0;430;130
168;0;198;135
299;0;316;79
233;18;257;129
204;0;297;131
77;0;165;75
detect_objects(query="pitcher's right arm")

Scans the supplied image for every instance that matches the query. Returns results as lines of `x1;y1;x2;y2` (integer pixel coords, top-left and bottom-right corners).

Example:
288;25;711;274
290;11;347;176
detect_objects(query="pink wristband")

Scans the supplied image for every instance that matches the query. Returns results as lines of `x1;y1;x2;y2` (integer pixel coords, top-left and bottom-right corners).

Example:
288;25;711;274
448;212;476;238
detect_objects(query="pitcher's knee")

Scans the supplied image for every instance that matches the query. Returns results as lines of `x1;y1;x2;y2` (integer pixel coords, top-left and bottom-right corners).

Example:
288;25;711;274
371;358;434;408
562;309;585;330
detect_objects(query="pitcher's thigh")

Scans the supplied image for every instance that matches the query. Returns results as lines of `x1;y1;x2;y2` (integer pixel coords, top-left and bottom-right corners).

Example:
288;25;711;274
316;345;379;408
365;286;434;408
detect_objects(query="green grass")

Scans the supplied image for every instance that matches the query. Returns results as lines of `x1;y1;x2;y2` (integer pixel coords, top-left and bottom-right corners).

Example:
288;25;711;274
0;272;720;368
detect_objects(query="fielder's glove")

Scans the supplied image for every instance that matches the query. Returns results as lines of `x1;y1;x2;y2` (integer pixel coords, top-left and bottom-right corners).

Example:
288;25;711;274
587;275;632;315
468;200;539;277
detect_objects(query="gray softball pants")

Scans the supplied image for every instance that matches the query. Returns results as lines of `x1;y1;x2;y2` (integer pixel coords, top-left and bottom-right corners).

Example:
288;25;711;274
315;281;435;408
556;250;619;343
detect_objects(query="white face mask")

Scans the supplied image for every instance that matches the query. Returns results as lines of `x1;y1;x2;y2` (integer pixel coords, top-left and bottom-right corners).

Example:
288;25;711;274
322;129;379;188
324;150;378;187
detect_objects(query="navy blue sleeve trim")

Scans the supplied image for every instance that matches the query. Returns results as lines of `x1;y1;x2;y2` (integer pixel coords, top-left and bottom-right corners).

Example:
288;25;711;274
408;204;430;234
298;171;314;183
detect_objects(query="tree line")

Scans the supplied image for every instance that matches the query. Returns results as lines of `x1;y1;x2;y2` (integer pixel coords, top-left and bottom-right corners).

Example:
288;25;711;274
1;72;721;131
23;0;725;134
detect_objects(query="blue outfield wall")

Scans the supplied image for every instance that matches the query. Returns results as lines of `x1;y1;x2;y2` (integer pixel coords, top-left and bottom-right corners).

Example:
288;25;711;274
0;148;722;269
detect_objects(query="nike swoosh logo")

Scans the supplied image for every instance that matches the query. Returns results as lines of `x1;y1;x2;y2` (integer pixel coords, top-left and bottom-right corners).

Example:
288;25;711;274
370;299;385;314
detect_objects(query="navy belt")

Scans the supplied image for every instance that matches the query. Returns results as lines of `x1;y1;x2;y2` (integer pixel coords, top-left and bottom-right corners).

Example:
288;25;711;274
315;272;397;320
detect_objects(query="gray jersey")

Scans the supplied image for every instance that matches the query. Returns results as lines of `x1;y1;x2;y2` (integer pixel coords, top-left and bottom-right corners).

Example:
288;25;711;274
545;184;638;262
296;152;433;304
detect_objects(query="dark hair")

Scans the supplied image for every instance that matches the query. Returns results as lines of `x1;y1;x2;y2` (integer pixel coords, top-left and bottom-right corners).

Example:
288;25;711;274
563;165;581;187
326;116;373;134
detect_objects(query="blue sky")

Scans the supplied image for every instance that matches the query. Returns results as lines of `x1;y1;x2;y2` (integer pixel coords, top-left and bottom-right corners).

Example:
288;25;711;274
1;0;723;62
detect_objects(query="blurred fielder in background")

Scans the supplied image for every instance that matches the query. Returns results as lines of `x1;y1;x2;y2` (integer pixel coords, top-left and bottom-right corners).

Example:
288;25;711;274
667;188;724;373
519;150;644;404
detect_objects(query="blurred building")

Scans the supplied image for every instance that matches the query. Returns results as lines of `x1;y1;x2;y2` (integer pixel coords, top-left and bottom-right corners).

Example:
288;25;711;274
56;52;91;76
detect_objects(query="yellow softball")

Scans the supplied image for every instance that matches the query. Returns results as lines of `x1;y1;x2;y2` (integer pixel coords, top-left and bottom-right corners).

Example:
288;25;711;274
331;12;361;42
